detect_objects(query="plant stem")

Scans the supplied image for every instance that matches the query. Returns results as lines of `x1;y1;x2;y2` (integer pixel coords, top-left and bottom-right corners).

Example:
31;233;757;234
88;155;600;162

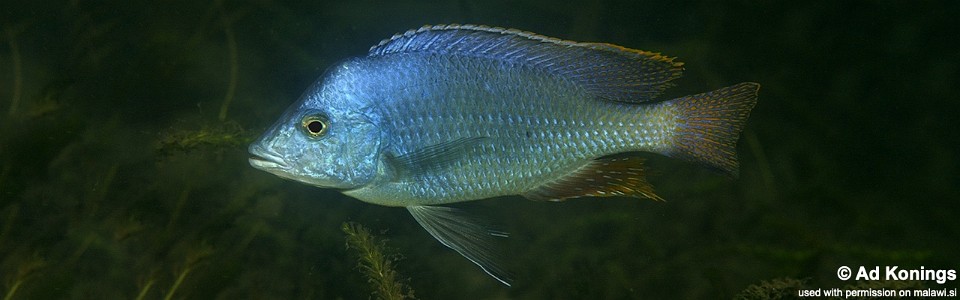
166;188;190;232
5;28;22;117
342;222;413;300
0;203;17;249
2;279;23;300
134;279;155;300
217;6;238;122
745;131;776;198
164;267;191;300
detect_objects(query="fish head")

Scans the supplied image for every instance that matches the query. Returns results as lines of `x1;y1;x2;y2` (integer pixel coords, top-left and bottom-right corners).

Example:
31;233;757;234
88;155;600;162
249;62;382;190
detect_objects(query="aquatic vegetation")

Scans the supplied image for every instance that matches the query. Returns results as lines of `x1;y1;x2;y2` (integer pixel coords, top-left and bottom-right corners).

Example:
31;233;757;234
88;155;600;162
133;270;158;300
0;204;15;248
164;242;215;300
734;278;807;300
156;121;253;158
216;2;240;122
342;222;415;300
4;26;23;117
1;253;44;300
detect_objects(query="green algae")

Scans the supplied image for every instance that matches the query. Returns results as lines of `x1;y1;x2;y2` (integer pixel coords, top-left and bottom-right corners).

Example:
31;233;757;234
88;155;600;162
156;121;254;159
342;222;416;300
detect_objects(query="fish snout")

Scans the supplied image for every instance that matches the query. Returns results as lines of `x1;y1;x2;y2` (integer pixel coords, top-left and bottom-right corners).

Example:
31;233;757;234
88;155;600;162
248;145;290;171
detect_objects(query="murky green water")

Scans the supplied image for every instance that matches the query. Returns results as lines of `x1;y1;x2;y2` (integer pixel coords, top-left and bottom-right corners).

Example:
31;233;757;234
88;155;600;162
1;1;957;299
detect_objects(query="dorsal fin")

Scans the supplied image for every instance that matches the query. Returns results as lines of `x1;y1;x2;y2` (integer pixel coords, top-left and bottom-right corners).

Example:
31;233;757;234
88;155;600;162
522;156;663;201
369;24;684;102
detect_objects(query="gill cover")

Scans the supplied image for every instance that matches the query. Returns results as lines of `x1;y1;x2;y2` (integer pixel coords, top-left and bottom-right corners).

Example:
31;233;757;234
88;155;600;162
250;67;382;190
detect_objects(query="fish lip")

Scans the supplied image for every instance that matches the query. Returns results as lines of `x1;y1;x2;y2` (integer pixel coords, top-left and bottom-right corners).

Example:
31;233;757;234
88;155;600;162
248;146;290;170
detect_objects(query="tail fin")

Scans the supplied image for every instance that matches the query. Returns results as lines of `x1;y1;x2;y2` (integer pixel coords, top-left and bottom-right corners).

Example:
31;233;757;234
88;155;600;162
667;82;759;177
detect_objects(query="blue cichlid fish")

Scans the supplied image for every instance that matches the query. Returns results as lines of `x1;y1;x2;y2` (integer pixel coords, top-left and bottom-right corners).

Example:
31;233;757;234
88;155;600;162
249;24;759;285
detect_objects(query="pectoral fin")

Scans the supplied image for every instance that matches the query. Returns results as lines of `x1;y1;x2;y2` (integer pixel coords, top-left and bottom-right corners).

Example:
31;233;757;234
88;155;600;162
407;205;512;286
387;137;487;177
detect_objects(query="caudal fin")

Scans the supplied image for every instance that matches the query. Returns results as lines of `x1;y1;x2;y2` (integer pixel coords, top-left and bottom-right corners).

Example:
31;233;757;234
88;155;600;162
667;82;760;177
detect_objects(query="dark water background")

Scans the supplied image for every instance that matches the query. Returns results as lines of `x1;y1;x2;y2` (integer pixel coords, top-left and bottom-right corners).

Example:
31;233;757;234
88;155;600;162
1;1;957;299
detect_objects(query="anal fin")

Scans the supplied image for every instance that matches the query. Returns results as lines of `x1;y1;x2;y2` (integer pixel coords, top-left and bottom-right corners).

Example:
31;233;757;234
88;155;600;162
522;156;662;201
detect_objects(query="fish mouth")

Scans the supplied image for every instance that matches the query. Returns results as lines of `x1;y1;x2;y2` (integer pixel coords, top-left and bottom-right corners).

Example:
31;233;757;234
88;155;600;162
248;146;289;171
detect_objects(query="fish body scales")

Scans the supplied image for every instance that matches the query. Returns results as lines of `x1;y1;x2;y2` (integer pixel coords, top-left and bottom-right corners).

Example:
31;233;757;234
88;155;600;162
344;53;674;206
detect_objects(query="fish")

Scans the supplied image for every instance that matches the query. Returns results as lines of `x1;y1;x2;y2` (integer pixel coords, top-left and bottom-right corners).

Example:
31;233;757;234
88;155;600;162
248;24;759;286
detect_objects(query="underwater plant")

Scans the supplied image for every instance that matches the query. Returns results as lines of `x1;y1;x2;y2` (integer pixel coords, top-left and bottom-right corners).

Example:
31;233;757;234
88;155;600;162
341;222;415;300
216;2;239;122
734;278;808;300
4;26;23;117
155;121;253;158
1;253;44;300
164;241;214;300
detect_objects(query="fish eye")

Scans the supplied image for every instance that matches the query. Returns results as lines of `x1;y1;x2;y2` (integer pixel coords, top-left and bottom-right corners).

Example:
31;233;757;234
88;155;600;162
300;114;328;137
